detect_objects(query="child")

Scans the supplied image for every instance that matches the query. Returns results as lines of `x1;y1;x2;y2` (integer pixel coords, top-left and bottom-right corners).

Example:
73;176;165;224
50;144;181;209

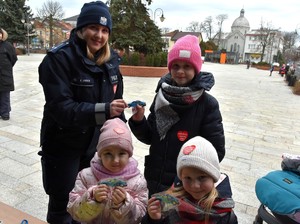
129;34;225;197
142;136;237;224
67;118;148;224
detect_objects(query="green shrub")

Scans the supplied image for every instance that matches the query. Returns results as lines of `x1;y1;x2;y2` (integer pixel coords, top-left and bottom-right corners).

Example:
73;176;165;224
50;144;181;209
153;54;161;67
121;54;129;65
120;52;168;67
145;54;154;66
256;61;270;66
131;52;140;66
160;52;168;67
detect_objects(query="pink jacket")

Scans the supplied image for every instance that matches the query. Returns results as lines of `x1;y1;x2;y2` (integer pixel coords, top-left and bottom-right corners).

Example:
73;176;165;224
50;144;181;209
67;153;148;224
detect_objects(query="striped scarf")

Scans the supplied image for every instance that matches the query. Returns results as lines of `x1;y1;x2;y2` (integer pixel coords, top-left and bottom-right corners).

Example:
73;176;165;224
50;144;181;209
162;196;235;224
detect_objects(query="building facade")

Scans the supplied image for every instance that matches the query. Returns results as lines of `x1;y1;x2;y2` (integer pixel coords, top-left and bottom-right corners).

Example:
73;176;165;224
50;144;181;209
223;9;283;64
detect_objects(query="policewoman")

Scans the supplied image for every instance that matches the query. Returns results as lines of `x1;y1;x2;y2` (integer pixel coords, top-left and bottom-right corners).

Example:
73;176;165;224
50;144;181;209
38;1;127;223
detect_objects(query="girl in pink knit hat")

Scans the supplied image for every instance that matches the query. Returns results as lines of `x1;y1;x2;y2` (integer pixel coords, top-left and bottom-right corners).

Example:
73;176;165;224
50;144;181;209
67;118;148;224
129;34;225;197
142;136;237;224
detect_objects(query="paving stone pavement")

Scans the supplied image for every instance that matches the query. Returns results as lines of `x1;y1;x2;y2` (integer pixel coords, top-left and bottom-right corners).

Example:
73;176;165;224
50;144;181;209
0;54;299;223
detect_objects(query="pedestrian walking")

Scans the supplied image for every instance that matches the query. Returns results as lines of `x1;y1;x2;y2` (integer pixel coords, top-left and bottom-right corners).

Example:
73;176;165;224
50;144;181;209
246;60;251;69
269;65;274;76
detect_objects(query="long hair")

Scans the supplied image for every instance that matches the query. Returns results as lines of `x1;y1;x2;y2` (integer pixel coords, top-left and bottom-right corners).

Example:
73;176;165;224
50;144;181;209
167;183;218;223
76;29;111;66
0;28;8;41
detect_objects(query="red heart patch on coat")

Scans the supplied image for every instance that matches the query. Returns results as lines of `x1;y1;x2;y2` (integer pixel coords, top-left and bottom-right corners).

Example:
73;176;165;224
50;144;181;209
177;130;188;141
183;145;196;155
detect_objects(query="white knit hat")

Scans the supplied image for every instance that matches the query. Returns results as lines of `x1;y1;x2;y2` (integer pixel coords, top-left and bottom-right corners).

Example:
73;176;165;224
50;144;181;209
177;136;220;182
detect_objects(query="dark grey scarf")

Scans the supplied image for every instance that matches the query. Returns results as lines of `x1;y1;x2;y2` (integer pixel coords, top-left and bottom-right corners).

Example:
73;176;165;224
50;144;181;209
155;82;204;140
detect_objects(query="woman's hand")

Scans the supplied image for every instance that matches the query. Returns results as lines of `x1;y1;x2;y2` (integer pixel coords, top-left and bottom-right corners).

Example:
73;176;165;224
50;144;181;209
110;99;127;117
147;197;162;220
93;184;109;203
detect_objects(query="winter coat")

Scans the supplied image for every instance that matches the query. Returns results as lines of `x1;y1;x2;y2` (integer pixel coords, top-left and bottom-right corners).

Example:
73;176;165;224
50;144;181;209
141;174;238;224
67;153;148;224
0;28;17;92
38;29;125;156
129;72;225;196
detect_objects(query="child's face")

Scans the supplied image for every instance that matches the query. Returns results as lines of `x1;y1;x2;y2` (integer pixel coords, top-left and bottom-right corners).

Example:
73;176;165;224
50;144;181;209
99;146;129;173
181;166;214;201
170;60;196;86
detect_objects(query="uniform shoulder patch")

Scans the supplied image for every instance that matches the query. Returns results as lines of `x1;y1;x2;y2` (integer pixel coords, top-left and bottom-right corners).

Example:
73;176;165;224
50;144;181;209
48;41;69;53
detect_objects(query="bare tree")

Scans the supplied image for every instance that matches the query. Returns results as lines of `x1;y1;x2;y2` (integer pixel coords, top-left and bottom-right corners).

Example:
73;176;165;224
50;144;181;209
37;0;64;48
216;14;228;48
254;21;277;62
282;31;298;52
186;21;201;32
201;16;214;40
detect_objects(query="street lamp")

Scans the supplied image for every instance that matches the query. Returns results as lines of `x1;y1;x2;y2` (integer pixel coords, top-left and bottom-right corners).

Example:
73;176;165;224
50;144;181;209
149;8;165;23
21;16;33;55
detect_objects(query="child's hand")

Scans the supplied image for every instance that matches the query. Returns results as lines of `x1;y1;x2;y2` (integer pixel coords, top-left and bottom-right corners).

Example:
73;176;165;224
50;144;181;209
147;197;162;220
93;184;109;203
131;105;145;121
111;186;126;207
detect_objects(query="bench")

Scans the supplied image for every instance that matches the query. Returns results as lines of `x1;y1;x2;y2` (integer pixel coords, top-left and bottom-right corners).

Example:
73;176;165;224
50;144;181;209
0;201;47;224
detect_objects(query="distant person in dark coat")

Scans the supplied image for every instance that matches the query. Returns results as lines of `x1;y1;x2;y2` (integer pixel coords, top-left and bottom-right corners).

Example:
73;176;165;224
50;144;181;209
269;65;274;76
0;27;17;120
246;60;250;69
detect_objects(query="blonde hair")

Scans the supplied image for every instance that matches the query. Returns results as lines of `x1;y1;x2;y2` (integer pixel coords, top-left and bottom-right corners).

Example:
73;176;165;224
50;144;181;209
0;28;8;41
167;183;218;223
76;29;111;66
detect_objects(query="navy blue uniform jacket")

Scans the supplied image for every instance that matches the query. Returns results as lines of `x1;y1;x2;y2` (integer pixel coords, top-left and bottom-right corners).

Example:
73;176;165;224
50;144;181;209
39;30;125;156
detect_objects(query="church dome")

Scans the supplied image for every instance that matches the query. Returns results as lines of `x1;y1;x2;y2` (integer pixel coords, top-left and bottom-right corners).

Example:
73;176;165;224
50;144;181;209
231;9;250;33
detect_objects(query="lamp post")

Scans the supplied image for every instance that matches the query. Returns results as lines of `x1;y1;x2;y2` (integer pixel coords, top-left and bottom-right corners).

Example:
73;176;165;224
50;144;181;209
21;16;33;55
149;8;165;24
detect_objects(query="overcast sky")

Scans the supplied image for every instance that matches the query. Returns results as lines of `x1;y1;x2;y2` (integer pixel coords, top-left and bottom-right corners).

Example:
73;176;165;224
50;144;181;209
27;0;300;33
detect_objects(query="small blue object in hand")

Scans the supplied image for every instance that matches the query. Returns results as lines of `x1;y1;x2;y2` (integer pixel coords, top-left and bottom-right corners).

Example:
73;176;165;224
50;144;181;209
128;100;146;108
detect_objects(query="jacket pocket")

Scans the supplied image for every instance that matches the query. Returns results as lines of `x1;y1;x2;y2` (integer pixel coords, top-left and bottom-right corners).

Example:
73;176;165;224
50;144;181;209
70;75;96;101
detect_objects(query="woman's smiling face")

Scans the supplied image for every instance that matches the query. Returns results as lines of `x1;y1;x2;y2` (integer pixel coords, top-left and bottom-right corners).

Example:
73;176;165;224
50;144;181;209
81;24;109;54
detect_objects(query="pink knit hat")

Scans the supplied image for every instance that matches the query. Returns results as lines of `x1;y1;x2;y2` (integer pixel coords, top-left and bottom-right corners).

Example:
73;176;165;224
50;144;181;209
168;35;202;74
97;118;133;157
